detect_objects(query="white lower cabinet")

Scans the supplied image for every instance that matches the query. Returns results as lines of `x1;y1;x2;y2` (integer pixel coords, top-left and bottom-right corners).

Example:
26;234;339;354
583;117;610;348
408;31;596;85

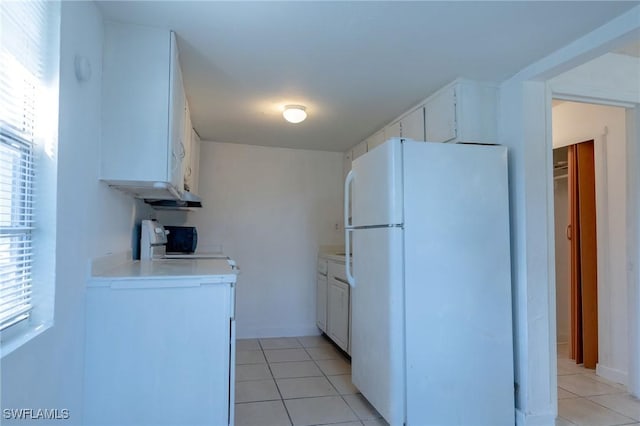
316;272;328;332
318;256;351;354
84;279;234;426
326;260;350;353
327;277;350;352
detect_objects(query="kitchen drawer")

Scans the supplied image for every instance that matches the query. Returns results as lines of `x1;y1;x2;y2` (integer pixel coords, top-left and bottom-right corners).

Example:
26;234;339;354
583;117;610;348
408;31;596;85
328;261;348;284
317;258;328;276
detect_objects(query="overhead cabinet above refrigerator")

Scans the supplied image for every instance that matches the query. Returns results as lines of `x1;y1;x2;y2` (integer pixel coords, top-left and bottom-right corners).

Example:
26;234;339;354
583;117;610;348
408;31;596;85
100;22;200;203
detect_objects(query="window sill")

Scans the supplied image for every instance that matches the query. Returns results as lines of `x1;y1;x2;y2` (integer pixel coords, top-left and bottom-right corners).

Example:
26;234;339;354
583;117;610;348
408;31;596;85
0;319;53;359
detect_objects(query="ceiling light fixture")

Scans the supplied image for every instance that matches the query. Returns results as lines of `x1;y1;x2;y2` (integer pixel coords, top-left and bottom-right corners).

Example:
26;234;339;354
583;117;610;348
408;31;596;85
283;105;307;124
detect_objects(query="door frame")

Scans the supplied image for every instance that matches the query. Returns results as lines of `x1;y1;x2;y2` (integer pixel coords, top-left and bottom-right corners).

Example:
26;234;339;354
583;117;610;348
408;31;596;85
499;7;640;425
548;93;638;385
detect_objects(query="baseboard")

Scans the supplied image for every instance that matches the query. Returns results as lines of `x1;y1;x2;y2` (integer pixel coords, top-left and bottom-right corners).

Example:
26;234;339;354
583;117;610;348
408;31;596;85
596;364;628;386
236;324;321;339
515;409;556;426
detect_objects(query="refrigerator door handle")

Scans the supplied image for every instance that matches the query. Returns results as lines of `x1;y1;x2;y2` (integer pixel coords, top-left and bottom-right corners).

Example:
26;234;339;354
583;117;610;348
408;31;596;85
345;228;355;287
344;170;354;229
344;170;355;287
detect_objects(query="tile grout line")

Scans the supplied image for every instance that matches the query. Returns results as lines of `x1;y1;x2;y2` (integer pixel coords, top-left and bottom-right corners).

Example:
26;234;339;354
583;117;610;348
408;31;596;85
581;396;639;423
301;340;365;423
238;337;381;425
260;339;295;426
556;353;639;426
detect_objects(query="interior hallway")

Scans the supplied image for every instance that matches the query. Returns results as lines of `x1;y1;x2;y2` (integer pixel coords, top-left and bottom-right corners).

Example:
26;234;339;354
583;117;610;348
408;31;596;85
557;343;640;425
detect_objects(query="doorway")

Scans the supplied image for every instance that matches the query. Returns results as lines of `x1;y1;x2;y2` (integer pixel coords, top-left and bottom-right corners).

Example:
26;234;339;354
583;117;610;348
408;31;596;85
552;100;629;391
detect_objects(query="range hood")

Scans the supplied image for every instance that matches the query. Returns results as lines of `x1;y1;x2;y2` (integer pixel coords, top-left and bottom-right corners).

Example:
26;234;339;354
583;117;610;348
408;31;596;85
103;180;203;209
145;189;203;210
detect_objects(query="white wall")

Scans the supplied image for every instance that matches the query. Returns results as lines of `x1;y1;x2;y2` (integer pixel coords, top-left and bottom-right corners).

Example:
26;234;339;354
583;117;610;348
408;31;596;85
552;102;628;384
158;142;343;338
499;6;640;425
1;3;152;423
553;176;570;345
551;53;640;104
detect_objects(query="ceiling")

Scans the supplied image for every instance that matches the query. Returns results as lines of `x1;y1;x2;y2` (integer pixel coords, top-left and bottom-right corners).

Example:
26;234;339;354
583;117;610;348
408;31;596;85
97;1;638;152
614;40;640;57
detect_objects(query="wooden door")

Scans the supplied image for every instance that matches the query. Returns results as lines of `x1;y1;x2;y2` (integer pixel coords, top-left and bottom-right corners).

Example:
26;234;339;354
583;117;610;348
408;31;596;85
568;140;598;368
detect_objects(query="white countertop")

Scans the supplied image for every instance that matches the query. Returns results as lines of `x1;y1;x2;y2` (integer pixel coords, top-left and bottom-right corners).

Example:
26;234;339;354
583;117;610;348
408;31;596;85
319;251;351;263
90;258;238;283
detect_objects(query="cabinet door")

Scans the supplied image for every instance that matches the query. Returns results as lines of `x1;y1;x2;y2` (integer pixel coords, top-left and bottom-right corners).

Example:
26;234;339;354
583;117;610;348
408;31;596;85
425;85;457;143
352;140;368;160
384;121;401;140
168;32;186;194
101;23;171;183
327;278;349;352
84;282;232;426
183;103;193;191
316;273;328;333
367;129;386;152
190;129;201;195
401;107;425;141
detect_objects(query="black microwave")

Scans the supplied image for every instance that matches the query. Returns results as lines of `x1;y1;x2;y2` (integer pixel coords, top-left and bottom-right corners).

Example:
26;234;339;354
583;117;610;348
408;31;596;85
165;226;198;254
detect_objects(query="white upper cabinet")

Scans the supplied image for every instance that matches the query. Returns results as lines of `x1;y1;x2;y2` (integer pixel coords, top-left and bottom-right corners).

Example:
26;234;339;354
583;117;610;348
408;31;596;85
169;32;187;194
425;80;497;144
189;129;201;195
182;102;193;192
346;79;497;156
425;86;456;143
366;129;386;152
101;23;188;200
401;106;425;141
384;121;401;140
352;140;368;160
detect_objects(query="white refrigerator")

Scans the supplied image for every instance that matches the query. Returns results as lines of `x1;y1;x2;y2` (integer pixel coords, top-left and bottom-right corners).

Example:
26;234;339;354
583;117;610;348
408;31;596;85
344;138;514;426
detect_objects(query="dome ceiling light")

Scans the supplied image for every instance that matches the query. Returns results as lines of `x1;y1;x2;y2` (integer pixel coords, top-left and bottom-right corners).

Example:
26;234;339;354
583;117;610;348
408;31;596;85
282;105;307;124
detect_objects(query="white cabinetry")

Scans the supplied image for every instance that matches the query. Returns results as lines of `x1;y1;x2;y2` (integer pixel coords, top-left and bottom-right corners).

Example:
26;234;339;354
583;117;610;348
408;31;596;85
316;258;328;332
326;260;350;353
425;85;456;143
84;278;234;426
425;81;497;143
347;79;497;157
328;277;350;352
366;129;386;152
188;129;201;195
316;273;328;332
101;23;189;200
400;106;425;141
384;121;401;140
385;107;425;142
352;140;368;160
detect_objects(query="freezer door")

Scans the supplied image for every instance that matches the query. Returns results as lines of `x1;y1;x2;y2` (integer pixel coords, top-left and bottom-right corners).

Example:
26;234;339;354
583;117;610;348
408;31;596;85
351;227;404;425
351;138;403;227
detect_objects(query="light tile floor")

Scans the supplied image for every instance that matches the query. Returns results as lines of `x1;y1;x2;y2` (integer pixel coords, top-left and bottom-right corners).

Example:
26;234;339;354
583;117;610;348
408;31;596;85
235;335;387;426
556;343;640;426
237;337;640;426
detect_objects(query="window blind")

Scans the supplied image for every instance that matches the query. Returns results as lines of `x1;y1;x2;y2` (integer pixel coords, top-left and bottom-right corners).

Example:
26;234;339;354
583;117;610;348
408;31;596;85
0;1;47;331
